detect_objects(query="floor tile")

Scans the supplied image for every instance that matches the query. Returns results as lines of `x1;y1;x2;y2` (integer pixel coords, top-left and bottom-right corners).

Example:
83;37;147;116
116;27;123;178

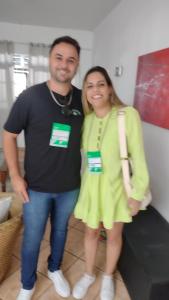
68;214;79;228
5;255;20;278
65;228;84;257
31;274;53;300
0;211;131;300
36;284;66;300
0;270;52;300
114;277;131;300
0;270;21;299
73;220;85;232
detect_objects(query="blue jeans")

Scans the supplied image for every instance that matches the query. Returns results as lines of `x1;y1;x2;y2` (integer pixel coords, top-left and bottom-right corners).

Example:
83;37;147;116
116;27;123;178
21;188;79;289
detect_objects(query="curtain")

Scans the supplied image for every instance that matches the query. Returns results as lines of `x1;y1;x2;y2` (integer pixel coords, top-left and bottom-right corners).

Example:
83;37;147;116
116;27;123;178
0;41;14;109
0;41;14;146
28;43;50;86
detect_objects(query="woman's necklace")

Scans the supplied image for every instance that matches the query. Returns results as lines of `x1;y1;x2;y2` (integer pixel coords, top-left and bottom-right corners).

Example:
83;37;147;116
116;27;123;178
46;82;73;108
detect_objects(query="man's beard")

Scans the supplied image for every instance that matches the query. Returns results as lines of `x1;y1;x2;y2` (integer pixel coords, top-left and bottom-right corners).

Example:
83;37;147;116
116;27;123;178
52;69;75;84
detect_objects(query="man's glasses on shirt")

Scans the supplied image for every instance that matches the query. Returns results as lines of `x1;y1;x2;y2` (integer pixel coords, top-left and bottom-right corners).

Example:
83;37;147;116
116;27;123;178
61;106;82;117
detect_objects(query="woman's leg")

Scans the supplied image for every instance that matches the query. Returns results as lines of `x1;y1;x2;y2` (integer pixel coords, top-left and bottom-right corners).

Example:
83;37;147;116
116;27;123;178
105;222;124;274
84;226;100;275
72;225;100;299
100;222;124;300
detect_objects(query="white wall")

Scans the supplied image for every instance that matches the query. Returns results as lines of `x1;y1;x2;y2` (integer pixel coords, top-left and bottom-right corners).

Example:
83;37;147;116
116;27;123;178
93;0;169;221
0;22;93;49
0;22;93;147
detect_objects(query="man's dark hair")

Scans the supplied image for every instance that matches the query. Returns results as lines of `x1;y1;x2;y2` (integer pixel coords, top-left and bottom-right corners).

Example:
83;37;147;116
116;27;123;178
50;36;81;56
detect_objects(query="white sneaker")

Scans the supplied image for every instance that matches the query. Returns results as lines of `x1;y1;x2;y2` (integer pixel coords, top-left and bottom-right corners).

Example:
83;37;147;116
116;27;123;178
48;270;70;298
72;273;96;299
100;275;115;300
16;288;35;300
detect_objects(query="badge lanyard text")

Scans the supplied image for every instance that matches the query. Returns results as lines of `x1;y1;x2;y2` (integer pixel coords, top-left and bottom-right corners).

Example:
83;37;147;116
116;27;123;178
50;123;71;148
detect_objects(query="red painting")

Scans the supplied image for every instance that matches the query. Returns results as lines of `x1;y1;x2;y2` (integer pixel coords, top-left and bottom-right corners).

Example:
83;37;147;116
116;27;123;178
134;48;169;129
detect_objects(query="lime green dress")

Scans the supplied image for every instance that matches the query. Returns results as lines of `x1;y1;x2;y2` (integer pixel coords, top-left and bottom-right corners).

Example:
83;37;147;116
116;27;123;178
74;106;149;229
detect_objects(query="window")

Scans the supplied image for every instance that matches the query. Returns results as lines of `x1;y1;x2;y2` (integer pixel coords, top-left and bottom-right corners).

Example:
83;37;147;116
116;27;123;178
13;54;29;99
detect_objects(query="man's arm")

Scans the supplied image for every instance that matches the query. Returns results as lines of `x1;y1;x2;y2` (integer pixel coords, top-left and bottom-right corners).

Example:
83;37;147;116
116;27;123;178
2;129;29;202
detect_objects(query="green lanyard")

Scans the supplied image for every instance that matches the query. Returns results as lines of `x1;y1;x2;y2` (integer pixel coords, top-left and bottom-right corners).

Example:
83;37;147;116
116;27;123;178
86;111;112;173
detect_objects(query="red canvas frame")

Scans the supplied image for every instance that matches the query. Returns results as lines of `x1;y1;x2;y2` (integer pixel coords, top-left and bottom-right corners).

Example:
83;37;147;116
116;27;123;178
134;48;169;129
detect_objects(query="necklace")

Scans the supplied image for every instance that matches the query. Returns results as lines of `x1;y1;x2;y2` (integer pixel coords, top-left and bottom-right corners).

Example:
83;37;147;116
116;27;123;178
47;82;73;107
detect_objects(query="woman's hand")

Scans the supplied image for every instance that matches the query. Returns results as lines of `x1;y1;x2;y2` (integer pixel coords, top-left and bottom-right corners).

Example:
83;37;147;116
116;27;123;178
128;198;141;216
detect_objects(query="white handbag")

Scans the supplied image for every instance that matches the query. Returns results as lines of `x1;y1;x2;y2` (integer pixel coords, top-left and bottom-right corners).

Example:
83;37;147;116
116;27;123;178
117;108;152;210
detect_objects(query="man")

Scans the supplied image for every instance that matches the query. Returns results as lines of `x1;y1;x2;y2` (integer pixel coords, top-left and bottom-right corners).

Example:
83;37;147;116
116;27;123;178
3;36;83;300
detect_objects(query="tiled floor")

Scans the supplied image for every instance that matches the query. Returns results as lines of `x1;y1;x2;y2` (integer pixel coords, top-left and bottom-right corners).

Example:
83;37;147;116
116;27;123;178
0;214;131;300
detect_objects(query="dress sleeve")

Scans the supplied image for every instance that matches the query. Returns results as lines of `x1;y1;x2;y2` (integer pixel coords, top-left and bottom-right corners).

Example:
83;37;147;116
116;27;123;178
125;107;149;201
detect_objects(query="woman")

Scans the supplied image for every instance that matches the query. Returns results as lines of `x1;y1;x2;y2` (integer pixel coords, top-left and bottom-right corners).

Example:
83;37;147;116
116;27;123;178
72;66;149;300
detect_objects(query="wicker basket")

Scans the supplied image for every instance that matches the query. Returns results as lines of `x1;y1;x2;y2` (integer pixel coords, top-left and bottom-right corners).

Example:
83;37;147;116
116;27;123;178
0;193;23;283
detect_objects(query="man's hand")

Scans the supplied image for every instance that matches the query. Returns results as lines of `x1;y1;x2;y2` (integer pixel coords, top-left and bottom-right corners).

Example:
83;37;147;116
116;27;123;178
11;175;29;203
128;198;141;216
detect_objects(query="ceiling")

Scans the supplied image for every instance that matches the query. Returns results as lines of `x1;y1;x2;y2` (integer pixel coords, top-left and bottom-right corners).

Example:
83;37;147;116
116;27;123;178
0;0;121;31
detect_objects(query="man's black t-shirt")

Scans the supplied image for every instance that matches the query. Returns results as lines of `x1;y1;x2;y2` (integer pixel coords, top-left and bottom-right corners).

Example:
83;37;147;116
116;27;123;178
4;82;84;193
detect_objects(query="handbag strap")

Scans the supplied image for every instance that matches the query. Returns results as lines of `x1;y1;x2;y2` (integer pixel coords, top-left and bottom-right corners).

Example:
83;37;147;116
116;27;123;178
117;108;131;197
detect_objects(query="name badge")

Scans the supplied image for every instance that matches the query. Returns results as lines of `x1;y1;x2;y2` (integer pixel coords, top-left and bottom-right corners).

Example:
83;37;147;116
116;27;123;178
50;123;71;148
87;151;103;173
